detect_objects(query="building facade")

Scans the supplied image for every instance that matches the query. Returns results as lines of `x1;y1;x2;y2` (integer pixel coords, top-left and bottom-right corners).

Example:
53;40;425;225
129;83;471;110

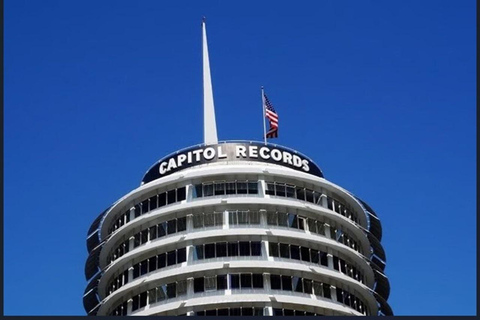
83;141;393;316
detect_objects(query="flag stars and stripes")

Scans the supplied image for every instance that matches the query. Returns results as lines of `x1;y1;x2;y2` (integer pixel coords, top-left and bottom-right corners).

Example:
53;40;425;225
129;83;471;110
264;93;278;138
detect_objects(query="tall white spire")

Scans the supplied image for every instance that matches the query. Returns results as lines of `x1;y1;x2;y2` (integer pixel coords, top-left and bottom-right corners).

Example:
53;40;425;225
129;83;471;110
202;17;218;145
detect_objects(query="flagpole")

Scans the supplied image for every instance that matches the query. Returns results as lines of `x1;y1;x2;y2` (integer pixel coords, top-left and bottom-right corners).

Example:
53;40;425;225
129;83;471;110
261;86;267;145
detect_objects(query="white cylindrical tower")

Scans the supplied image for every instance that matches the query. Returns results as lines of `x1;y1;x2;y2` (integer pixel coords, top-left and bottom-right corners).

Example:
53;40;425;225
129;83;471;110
83;141;392;316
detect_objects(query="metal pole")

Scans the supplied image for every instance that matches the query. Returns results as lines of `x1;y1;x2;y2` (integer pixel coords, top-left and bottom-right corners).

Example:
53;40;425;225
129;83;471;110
262;86;267;145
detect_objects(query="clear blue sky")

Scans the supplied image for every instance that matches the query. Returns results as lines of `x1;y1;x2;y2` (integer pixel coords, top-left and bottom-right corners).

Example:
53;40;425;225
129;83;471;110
4;0;476;316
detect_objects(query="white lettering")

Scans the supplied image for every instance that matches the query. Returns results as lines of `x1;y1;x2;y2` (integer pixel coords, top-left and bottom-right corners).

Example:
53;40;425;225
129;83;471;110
159;162;168;174
271;149;282;161
187;151;193;164
249;146;258;158
282;151;293;165
293;155;302;167
177;154;187;167
203;147;215;160
236;146;247;158
167;158;177;171
302;159;310;171
217;146;227;159
192;149;203;161
259;147;270;159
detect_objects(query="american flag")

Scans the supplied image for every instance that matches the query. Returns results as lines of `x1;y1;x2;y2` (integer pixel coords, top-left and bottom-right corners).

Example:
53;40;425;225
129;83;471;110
264;93;278;138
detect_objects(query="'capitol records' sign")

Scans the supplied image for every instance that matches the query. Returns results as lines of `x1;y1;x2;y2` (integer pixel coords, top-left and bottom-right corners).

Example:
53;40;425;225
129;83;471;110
141;142;323;184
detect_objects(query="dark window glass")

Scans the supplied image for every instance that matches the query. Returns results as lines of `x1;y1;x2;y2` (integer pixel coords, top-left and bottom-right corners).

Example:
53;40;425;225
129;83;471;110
269;242;279;257
133;264;140;279
218;309;228;316
149;226;157;240
205;243;215;259
304;279;313;294
241;273;252;288
340;259;347;274
306;189;314;203
132;295;139;311
237;181;248;194
278;213;288;227
167;219;177;234
167;190;176;204
327;197;333;210
308;219;316;233
275;183;286;197
252;274;263;288
158;253;166;268
301;246;310;262
270;274;281;290
336;288;344;303
177;248;186;263
267;212;277;225
228;242;239;256
290;245;300;260
141;199;149;214
273;308;283;316
203;183;214;197
166;283;176;299
333;256;339;271
266;182;275;195
167;250;176;266
196;311;205;316
288;213;298;228
217;274;227;290
158;222;167;237
242;307;253;316
140;259;148;276
216;242;227;257
177;217;186;232
320;252;328;266
323;283;331;299
157;286;166;301
306;312;315;316
313;191;322;204
193;214;203;228
251;242;261;256
293;276;303;292
150;195;158;210
230;274;240;289
177;187;186;201
311;249;319;264
134;233;141;247
139;291;147;308
282;275;292;291
134;204;141;218
284;309;294;316
194;277;204;293
298;217;305;230
141;231;148;244
230;308;241;316
226;182;236;194
205;310;216;316
214;182;225;195
248;182;258;194
158;192;167;207
194;184;203;198
280;243;290;258
295;310;305;316
286;185;295;198
296;187;306;201
239;241;250;256
149;257;157;272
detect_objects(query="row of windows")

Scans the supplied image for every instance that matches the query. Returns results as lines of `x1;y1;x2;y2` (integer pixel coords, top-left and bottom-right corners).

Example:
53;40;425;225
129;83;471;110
110;274;368;315
108;217;187;265
107;248;187;296
108;186;186;235
194;241;262;260
269;242;364;284
193;181;259;198
272;308;324;316
267;211;362;254
265;181;359;224
229;210;260;226
195;307;264;316
192;212;223;229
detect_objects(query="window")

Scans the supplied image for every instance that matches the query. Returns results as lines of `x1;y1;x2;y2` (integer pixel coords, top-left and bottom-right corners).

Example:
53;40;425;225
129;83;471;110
248;182;258;194
166;282;176;299
177;248;186;263
251;242;262;256
177;280;187;296
230;274;240;289
204;183;214;197
158;253;166;269
306;189;314;203
252;274;263;288
301;246;310;262
194;184;203;198
237;181;248;194
239;241;250;256
194;245;204;260
149;226;157;240
290;245;300;260
241;273;252;288
271;274;281;290
280;243;290;258
286;185;295;198
167;250;176;266
216;242;227;257
266;182;275;195
132;295;139;311
167;219;177;234
140;260;148;275
149;195;158;210
167;190;176;204
177;217;186;232
293;276;303;292
177;187;186;201
267;212;277;225
278;213;288;227
194;277;204;293
158;222;167;237
282;275;292;291
304;279;313;294
269;242;279;257
323;283;331;298
311;249;319;264
217;274;227;290
275;183;286;197
205;243;215;259
141;199;149;214
288;213;298;228
205;276;217;291
320;252;328;266
214;182;225;195
159;192;167;207
149;257;157;272
193;214;204;228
